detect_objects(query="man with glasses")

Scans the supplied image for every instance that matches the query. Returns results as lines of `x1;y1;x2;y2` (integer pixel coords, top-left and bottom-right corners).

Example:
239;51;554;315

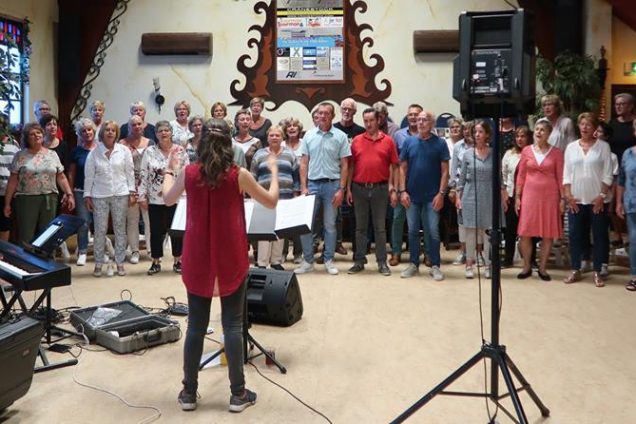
610;93;636;162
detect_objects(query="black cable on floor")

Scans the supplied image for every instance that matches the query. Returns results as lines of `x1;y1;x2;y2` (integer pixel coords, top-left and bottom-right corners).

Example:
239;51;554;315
247;361;333;424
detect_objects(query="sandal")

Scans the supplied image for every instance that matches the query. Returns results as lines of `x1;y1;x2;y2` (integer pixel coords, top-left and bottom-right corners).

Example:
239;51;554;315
626;280;636;292
594;272;605;288
563;270;581;284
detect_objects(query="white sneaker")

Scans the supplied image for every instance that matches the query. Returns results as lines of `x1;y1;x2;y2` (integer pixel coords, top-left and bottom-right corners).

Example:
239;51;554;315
400;263;419;278
452;252;466;265
324;260;339;275
484;267;492;279
77;253;87;266
294;260;314;274
429;265;444;281
465;266;474;279
129;251;140;264
477;254;486;267
106;262;115;277
600;263;609;279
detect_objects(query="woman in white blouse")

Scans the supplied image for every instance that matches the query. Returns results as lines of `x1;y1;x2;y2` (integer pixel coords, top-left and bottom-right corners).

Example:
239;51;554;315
139;120;189;275
563;112;613;286
84;120;135;277
170;100;193;146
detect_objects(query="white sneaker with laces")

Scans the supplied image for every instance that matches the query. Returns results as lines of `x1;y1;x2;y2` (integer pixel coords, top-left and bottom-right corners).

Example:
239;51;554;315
452;252;466;265
77;253;87;266
400;263;419;278
485;267;492;279
600;263;609;279
294;260;314;274
429;265;444;281
129;251;140;264
324;260;339;275
465;266;474;279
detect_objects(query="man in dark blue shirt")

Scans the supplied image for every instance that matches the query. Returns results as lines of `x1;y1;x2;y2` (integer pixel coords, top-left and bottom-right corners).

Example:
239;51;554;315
398;110;450;281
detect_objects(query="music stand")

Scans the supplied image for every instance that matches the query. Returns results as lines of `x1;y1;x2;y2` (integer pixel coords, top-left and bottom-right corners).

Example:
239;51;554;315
15;215;84;372
198;268;287;374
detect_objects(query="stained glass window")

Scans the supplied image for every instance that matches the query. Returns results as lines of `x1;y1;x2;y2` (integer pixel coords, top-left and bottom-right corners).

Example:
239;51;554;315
0;16;26;125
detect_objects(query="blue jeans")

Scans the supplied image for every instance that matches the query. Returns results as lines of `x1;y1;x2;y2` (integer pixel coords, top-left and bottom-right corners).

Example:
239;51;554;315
626;213;636;275
406;202;440;266
74;190;93;254
391;202;406;254
300;180;339;263
568;204;609;272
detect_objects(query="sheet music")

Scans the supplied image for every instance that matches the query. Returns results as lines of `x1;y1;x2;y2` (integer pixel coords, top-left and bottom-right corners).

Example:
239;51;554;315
244;200;255;232
274;196;315;232
171;198;187;232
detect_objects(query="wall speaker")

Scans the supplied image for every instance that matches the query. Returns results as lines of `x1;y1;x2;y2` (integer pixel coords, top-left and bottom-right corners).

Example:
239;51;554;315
246;269;303;327
453;9;535;118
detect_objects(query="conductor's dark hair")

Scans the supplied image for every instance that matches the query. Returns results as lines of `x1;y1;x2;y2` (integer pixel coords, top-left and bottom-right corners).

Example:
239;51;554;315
198;118;234;187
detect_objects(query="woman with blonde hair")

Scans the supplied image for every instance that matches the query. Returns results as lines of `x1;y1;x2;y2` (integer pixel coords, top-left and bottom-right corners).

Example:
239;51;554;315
4;123;74;246
69;117;99;265
84;120;135;276
170;100;193;146
248;97;272;146
563;112;613;287
120;115;152;263
515;120;564;281
541;94;576;151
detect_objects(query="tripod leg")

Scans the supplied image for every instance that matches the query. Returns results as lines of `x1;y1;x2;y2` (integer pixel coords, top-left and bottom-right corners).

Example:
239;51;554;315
391;350;485;424
504;353;550;417
246;332;287;374
198;347;224;370
495;353;529;424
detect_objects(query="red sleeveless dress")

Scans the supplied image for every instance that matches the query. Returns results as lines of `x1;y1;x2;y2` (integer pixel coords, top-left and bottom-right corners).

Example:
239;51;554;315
181;164;249;298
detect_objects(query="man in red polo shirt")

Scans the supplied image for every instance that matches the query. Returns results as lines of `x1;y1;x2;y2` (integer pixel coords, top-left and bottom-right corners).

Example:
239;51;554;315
346;108;399;275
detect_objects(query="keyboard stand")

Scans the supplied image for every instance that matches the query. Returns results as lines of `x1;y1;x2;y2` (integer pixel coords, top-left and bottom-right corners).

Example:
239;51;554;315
1;282;81;373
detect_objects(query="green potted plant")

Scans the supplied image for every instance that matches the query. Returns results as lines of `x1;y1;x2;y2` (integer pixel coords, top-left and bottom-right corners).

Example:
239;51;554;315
536;51;601;119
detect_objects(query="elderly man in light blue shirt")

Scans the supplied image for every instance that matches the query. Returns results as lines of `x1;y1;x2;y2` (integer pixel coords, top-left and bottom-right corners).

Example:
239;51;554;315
295;102;351;275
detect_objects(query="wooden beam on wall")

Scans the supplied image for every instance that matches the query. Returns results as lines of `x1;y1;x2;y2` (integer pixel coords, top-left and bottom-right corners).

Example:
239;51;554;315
413;30;459;53
141;33;212;56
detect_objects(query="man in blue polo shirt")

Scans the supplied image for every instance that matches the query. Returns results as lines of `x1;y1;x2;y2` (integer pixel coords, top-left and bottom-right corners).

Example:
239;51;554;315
295;102;351;275
398;110;450;280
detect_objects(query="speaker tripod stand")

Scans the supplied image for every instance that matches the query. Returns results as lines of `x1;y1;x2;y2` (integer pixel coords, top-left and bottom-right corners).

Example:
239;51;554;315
199;277;287;374
392;109;549;422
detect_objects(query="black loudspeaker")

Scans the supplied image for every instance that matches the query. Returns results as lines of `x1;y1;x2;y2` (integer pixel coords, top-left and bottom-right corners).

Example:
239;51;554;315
246;269;303;327
0;316;43;411
453;9;535;118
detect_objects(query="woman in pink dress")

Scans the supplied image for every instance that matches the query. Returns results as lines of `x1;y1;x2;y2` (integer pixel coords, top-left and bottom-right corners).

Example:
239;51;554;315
515;119;564;281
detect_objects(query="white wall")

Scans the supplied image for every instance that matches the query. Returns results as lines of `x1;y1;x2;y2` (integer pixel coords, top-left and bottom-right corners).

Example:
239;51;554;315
84;0;517;128
0;0;58;121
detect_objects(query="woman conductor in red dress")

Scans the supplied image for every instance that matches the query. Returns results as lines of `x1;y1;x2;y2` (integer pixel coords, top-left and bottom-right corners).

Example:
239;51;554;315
162;119;279;413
